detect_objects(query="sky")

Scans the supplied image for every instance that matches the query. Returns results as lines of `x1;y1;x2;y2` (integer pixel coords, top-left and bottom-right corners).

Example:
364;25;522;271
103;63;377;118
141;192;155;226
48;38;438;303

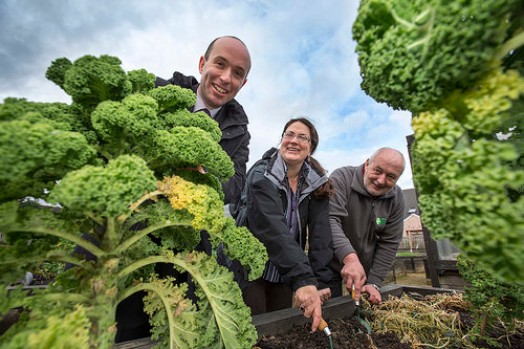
0;0;415;189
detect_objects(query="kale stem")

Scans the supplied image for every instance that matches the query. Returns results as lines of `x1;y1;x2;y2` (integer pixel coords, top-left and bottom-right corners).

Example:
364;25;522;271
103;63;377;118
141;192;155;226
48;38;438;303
495;31;524;62
41;292;90;304
120;282;176;349
408;7;435;57
46;253;85;267
114;220;192;254
414;8;431;25
95;146;113;161
390;8;416;30
117;255;171;279
106;216;118;248
118;189;163;222
19;227;105;258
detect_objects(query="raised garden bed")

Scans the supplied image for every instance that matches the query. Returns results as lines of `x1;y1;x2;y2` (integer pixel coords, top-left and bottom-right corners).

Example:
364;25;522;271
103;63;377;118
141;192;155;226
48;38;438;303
254;284;524;349
252;284;443;338
113;284;459;348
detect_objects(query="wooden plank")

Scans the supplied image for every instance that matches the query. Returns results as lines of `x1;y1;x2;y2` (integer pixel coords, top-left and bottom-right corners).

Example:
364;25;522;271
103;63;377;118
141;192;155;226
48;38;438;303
399;284;459;295
435;259;458;271
252;306;306;338
115;338;155;349
422;226;441;287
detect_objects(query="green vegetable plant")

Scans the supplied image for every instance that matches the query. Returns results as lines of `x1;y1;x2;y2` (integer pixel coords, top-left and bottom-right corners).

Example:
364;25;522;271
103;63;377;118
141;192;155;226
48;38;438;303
457;255;524;347
353;0;524;283
0;55;268;349
353;0;524;113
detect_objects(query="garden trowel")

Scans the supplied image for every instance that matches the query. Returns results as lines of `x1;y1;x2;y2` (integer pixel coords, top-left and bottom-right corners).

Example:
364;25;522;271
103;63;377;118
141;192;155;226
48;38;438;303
352;284;372;333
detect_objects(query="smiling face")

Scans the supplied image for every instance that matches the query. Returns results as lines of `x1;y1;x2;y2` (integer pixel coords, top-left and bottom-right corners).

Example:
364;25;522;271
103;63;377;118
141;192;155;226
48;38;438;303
363;148;405;197
197;37;250;109
279;121;312;168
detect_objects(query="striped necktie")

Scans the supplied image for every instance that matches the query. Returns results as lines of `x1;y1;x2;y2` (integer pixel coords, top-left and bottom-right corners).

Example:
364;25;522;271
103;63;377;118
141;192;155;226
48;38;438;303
196;108;211;116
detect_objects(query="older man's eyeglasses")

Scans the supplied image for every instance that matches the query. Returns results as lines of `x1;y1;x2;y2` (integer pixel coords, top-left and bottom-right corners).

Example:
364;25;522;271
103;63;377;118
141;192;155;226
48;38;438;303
282;131;310;144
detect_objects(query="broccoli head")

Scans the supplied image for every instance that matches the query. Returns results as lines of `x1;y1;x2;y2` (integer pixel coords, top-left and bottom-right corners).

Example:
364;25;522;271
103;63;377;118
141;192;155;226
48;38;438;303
352;0;522;113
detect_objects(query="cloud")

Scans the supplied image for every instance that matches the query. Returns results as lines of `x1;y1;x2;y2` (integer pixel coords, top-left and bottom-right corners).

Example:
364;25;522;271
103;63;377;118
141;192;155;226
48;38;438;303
0;0;416;188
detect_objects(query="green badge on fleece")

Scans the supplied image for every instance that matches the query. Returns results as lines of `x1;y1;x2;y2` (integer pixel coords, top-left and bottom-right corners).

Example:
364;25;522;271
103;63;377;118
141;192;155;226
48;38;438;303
376;217;387;225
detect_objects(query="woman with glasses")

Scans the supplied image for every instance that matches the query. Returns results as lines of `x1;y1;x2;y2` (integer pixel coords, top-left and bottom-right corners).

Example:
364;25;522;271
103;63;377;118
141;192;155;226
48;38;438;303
234;117;334;332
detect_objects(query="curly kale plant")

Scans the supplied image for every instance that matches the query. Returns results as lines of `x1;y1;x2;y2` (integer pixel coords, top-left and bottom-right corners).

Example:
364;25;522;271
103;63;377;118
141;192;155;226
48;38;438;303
412;69;524;282
353;0;524;282
0;55;267;349
353;0;524;113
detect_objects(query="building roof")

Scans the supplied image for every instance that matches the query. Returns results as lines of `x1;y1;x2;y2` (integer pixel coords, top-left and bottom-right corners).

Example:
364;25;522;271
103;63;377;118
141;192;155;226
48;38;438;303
403;213;422;231
402;188;419;218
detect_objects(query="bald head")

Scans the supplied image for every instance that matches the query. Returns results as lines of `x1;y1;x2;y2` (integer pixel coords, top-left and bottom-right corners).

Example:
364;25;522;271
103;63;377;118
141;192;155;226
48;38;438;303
204;36;252;75
369;148;405;172
197;36;251;109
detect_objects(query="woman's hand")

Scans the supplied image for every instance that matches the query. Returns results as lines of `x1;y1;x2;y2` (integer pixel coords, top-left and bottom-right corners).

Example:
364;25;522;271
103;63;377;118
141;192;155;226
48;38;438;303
293;285;323;332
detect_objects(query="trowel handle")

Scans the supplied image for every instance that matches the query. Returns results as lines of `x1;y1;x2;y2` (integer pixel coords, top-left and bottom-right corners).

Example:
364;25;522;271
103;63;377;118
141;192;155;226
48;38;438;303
318;318;332;336
318;318;328;330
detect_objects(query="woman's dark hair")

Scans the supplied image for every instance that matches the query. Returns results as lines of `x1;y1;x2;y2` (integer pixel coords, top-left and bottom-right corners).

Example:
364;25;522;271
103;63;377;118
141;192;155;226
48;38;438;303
282;117;334;198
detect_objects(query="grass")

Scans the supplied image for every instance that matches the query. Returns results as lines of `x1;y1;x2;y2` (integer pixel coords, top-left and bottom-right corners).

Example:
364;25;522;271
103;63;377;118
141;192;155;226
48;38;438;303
389;272;430;287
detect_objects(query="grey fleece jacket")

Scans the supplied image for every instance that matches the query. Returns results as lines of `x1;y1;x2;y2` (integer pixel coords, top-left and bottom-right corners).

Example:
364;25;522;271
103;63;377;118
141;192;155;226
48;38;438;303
329;164;405;286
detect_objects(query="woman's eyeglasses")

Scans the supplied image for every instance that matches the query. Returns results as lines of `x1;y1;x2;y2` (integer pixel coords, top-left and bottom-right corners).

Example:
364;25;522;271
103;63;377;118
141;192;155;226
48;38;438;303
282;131;310;144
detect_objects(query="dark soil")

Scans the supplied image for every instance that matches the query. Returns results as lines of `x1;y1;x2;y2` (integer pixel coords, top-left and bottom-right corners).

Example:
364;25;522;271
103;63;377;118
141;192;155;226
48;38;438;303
457;310;524;349
255;293;524;349
256;316;410;349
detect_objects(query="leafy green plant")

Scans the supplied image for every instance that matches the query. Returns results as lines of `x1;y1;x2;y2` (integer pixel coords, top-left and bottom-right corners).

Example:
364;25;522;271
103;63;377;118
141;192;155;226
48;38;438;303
411;69;524;282
457;255;524;347
352;0;524;113
353;0;524;283
0;55;268;349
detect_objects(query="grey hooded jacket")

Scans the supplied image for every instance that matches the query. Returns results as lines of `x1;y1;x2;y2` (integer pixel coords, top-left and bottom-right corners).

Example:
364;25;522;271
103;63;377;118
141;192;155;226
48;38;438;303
235;148;334;291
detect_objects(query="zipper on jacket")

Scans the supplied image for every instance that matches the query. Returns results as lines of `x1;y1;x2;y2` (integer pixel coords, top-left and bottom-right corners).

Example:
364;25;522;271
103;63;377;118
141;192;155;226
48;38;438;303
369;200;376;242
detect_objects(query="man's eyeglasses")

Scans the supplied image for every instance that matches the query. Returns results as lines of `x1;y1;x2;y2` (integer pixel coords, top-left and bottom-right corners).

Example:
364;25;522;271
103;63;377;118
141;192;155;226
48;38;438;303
282;131;311;144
